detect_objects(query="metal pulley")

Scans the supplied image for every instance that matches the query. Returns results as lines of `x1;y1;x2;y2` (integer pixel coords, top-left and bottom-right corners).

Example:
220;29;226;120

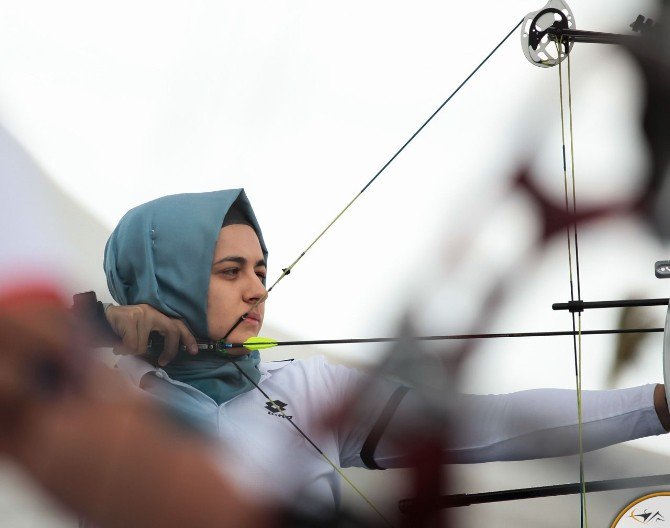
521;0;575;67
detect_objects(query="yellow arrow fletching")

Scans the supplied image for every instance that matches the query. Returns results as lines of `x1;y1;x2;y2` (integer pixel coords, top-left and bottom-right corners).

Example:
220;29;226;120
243;336;278;350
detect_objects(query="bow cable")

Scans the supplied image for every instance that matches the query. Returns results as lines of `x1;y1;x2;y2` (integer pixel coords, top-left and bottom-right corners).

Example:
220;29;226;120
557;39;588;527
518;1;655;521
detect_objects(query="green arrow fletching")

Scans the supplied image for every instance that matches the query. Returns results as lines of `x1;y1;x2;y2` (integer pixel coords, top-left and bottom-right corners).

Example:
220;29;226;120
243;336;278;350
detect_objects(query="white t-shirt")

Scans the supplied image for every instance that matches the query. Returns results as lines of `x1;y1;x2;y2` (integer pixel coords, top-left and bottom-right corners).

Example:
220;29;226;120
117;355;666;514
117;355;401;514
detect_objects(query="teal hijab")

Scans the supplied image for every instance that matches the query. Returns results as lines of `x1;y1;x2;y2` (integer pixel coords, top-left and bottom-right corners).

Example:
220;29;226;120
104;190;268;404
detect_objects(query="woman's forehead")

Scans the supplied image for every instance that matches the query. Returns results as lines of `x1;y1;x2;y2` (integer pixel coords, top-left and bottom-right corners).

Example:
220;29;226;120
213;224;263;257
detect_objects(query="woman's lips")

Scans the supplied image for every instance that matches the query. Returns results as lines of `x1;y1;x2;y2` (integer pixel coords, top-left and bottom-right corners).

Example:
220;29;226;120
244;313;261;325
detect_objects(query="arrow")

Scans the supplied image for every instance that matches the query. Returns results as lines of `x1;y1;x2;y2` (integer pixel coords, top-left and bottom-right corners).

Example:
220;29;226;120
213;327;664;352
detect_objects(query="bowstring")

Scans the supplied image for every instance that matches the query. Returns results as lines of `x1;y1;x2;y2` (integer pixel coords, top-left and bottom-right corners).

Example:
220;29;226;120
221;18;525;342
557;40;588;528
263;17;525;296
219;17;526;525
230;361;394;527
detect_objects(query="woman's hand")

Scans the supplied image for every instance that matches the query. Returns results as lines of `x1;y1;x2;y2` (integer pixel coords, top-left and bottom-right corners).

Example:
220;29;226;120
105;304;198;366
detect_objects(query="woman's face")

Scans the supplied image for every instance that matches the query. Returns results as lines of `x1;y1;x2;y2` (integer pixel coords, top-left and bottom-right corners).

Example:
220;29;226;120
207;224;266;351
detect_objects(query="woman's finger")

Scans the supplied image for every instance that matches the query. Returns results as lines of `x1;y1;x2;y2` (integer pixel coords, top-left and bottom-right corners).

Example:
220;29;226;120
175;320;198;355
158;323;181;366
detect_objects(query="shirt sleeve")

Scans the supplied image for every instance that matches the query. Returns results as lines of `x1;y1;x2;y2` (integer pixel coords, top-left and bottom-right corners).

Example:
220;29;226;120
373;383;666;468
304;357;406;469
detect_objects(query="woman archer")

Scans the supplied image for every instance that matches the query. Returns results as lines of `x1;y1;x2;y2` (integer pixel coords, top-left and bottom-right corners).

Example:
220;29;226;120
96;188;670;517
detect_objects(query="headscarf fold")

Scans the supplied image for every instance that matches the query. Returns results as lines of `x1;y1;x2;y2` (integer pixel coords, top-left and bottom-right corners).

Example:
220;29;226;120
104;190;268;404
143;350;264;405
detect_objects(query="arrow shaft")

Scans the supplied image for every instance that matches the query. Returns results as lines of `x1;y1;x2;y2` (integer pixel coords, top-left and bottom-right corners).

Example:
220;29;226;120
222;327;663;350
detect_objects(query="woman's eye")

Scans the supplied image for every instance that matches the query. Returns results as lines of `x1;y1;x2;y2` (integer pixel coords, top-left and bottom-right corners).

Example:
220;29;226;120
222;267;239;277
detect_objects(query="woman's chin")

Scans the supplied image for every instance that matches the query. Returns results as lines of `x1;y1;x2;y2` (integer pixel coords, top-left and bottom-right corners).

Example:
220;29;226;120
208;327;258;343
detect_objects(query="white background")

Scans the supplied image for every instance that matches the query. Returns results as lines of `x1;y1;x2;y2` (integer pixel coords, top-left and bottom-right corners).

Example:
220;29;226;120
1;0;668;448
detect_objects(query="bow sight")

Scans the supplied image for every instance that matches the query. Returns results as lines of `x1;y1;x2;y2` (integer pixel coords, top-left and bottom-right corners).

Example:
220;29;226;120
521;0;650;67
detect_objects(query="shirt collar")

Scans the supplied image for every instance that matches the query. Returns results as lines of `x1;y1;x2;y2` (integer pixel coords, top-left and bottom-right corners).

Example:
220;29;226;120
116;355;157;387
260;358;294;376
117;355;294;387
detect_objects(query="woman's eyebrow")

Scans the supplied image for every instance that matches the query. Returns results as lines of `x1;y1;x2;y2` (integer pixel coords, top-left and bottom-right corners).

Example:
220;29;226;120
212;256;267;267
213;256;246;266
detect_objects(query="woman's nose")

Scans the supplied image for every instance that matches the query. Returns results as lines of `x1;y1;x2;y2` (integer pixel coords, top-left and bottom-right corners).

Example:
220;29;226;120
245;273;267;303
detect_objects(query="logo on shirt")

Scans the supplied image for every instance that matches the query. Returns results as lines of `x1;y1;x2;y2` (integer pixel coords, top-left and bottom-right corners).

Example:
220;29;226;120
265;400;292;419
